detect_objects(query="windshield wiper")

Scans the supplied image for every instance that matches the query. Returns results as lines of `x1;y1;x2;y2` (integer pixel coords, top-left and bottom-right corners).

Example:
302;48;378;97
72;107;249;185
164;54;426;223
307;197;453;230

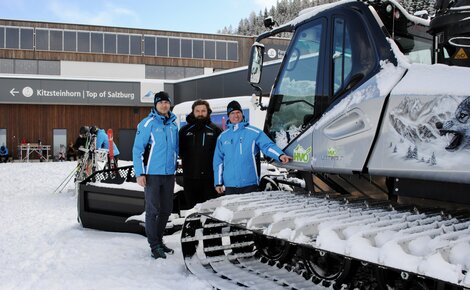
281;99;315;108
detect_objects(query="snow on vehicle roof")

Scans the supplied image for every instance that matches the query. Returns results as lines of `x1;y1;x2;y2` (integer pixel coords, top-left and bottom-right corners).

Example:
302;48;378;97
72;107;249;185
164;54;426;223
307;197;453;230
287;0;355;28
284;0;430;30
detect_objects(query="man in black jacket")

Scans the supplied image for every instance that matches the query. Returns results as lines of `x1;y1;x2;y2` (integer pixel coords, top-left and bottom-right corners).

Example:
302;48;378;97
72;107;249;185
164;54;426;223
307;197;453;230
179;99;222;209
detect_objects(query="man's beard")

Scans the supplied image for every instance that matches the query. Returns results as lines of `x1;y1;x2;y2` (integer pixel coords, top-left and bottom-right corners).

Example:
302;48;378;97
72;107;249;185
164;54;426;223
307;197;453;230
195;115;207;119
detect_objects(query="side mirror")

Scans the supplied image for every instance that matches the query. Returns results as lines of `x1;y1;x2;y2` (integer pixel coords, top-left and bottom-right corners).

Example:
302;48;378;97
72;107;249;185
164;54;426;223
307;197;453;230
248;43;265;84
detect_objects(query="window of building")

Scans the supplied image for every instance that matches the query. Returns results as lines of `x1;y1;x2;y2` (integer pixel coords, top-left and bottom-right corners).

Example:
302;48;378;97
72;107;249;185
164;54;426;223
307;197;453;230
184;67;203;78
156;37;168;57
20;28;33;49
117;34;129;54
50;30;63;51
0;59;14;73
36;29;49;50
0;25;242;63
91;33;103;53
204;40;215;59
168;38;180;57
0;129;6;151
64;31;76;52
144;36;156;56
193;39;203;59
166;66;184;79
130;35;141;55
5;27;19;49
38;60;60;75
104;33;116;54
53;129;67;161
15;59;37;74
227;42;238;61
0;27;4;48
77;32;90;52
216;41;227;60
181;38;192;58
145;65;165;79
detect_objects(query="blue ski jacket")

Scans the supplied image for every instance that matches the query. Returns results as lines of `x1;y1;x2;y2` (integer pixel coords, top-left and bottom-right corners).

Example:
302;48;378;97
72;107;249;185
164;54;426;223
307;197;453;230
213;120;284;188
0;146;8;156
95;129;120;156
133;108;178;177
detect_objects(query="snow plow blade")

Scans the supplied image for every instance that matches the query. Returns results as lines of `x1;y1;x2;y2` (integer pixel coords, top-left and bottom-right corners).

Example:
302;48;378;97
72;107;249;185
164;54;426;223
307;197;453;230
78;165;184;235
181;191;470;289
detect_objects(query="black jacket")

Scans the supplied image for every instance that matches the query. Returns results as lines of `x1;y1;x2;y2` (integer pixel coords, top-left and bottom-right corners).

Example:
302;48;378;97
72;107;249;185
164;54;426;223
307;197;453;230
179;113;222;179
73;136;88;158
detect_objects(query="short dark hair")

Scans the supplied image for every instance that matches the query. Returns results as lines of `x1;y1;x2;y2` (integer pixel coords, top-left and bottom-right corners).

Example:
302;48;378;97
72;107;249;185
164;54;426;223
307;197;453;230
79;126;90;135
192;99;212;115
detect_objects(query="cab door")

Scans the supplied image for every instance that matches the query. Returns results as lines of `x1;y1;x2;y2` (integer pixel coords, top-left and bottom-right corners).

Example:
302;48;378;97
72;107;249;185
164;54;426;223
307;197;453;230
265;18;327;171
266;6;404;174
311;9;404;173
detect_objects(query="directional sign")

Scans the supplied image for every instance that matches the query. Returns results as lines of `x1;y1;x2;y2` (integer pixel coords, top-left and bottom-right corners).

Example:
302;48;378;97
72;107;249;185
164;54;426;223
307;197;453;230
10;88;19;96
0;77;143;106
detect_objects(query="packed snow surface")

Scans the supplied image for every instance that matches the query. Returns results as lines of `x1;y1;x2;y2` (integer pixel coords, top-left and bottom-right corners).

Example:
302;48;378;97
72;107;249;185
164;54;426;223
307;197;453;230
0;161;210;290
2;161;469;288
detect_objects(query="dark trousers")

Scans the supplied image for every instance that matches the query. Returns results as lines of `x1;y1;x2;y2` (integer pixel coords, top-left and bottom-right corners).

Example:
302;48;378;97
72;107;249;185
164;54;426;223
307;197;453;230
144;175;175;251
225;185;259;195
183;177;217;209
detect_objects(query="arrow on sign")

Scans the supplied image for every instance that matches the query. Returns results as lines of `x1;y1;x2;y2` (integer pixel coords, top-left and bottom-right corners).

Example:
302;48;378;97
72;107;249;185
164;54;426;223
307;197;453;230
10;88;19;96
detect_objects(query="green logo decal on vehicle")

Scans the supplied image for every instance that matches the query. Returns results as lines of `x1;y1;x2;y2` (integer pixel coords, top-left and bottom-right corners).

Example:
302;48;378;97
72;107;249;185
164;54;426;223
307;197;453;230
293;144;312;163
327;147;337;157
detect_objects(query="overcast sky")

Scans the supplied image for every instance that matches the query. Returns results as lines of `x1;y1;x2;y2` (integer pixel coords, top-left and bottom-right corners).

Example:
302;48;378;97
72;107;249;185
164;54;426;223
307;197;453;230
0;0;278;34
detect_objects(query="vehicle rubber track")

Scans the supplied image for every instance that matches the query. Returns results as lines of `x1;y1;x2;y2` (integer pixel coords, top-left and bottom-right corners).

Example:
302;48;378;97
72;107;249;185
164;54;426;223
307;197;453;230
181;191;470;289
182;213;327;289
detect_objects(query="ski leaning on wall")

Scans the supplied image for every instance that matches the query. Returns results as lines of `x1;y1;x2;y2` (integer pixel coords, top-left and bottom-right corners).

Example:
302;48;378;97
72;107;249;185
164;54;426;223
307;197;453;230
107;129;115;170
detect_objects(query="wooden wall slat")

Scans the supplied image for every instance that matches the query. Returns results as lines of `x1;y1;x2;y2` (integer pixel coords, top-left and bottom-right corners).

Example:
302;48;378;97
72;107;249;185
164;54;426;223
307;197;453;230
0;104;151;158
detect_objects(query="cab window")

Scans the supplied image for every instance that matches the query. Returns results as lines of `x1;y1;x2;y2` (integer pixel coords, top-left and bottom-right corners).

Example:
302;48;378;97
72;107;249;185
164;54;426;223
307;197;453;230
268;19;324;148
332;17;352;95
330;13;376;99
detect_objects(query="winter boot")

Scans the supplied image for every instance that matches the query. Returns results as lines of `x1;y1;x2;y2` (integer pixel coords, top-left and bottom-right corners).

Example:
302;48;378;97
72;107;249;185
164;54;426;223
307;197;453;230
161;243;174;255
151;246;167;259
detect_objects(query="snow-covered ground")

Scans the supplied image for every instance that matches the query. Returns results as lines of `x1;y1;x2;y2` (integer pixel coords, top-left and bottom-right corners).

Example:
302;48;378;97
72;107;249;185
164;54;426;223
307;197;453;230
0;161;210;290
3;160;469;289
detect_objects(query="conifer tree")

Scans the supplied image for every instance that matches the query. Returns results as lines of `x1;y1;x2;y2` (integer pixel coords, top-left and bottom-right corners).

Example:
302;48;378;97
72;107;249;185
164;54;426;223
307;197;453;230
221;0;436;36
406;146;413;159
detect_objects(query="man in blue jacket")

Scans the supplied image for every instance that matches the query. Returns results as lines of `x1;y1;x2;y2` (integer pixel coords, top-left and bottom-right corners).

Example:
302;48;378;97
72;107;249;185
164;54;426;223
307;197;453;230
133;91;178;259
213;100;291;195
90;126;120;166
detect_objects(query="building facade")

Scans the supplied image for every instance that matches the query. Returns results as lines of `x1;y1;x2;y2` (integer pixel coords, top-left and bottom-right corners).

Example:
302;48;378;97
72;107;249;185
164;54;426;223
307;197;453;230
0;19;288;160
